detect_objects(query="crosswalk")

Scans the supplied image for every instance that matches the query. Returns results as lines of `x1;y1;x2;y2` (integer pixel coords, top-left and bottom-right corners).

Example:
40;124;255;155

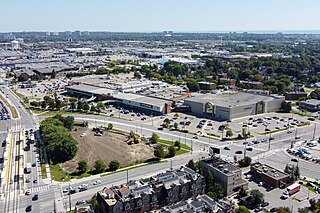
27;185;50;193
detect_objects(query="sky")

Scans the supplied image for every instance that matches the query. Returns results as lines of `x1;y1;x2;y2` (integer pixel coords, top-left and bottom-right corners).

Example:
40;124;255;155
1;0;320;32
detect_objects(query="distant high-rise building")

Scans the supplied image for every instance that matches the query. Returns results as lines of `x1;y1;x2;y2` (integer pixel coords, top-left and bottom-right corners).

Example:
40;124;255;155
74;31;82;36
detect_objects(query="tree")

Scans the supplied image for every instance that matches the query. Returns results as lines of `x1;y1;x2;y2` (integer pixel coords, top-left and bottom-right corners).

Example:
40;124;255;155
41;101;47;109
174;140;181;150
63;116;74;130
276;207;291;213
150;133;159;144
173;122;178;130
250;189;264;205
90;105;96;112
174;113;179;119
77;160;88;174
94;160;107;173
97;101;105;110
187;160;197;171
55;99;63;109
109;160;120;171
18;73;29;82
186;79;200;92
163;118;170;128
167;146;176;157
280;101;292;113
238;186;248;198
107;123;113;130
83;103;90;111
242;128;247;138
238;156;252;167
235;206;250;213
294;165;300;180
77;101;84;111
48;98;56;110
154;144;166;158
226;128;233;138
70;102;76;111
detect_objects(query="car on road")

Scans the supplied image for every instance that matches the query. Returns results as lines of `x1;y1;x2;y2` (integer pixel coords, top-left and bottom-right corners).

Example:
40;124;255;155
32;194;38;201
291;158;298;162
157;127;163;131
224;146;231;150
246;147;253;151
269;137;275;140
33;180;37;184
25;189;31;195
192;135;199;139
26;205;32;212
76;200;86;205
235;150;243;154
93;180;102;185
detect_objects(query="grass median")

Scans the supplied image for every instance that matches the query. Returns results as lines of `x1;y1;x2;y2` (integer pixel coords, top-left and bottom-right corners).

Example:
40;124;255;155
0;94;19;118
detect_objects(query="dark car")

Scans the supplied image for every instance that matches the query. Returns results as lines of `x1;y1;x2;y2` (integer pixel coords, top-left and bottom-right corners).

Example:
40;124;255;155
33;180;37;184
235;150;243;154
270;207;278;212
26;205;32;212
291;158;298;162
224;146;231;150
32;194;38;201
261;201;269;207
157;127;163;130
269;137;275;140
246;147;253;151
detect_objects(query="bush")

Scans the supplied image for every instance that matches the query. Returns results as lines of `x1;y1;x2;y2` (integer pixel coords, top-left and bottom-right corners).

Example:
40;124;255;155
150;133;159;144
167;146;176;157
154;144;166;158
94;160;107;173
238;156;252;167
109;160;120;171
77;160;88;174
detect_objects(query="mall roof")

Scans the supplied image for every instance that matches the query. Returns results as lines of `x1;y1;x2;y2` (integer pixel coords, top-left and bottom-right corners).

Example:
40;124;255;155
185;92;277;108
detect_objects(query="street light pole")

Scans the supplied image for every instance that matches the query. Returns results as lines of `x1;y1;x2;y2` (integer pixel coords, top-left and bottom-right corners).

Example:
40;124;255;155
68;182;71;212
312;123;317;141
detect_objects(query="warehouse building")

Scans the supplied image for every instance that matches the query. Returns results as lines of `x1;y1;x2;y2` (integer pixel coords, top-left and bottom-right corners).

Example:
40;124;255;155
184;91;285;121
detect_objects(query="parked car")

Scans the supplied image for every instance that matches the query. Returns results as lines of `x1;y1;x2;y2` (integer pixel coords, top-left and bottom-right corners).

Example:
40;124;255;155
224;146;231;150
32;194;38;201
235;150;243;154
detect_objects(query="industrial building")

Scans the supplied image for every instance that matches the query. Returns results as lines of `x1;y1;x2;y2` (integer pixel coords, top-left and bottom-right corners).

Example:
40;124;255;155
199;157;248;196
184;91;285;121
250;163;290;188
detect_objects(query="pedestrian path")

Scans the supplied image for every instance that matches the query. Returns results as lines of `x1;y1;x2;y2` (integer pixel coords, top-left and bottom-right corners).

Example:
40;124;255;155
29;185;50;193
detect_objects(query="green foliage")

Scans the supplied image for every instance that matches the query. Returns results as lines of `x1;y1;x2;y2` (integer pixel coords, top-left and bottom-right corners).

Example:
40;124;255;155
150;133;159;144
226;128;233;138
107;123;113;130
77;160;88;174
186;79;200;92
83;103;90;111
154;144;166;158
238;186;248;198
205;172;224;200
276;207;291;213
238;156;252;167
94;159;107;173
250;189;264;205
109;160;120;171
97;101;105;109
235;206;250;213
242;128;248;138
174;140;181;150
18;73;29;82
187;160;197;171
167;146;176;157
280;101;292;113
173;122;178;130
40;117;78;163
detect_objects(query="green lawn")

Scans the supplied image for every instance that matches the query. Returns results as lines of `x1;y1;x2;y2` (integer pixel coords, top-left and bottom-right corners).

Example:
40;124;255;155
158;139;192;151
50;164;70;181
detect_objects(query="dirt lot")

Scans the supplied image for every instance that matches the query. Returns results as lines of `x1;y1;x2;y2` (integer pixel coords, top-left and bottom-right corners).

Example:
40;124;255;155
60;127;154;173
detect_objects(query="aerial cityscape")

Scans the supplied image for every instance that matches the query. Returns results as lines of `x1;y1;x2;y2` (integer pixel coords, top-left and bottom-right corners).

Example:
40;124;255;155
1;1;320;213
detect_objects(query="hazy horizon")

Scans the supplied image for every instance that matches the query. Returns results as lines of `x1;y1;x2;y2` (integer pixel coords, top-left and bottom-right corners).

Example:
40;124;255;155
1;0;320;32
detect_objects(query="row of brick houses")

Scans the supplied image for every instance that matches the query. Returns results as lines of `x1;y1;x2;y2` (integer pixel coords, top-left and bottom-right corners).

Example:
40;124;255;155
97;167;206;213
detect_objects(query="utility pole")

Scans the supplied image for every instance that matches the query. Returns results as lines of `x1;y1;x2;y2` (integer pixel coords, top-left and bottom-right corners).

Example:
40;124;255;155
126;170;129;184
54;200;56;213
191;139;193;154
170;160;173;171
268;133;271;151
312;123;317;141
140;124;142;136
68;182;71;212
244;144;247;158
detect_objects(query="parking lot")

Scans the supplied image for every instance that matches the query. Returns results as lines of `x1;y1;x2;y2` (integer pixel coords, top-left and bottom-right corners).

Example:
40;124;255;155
247;178;318;212
0;101;10;121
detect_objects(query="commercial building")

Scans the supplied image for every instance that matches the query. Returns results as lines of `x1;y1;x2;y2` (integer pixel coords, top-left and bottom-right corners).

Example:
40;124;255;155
198;82;216;90
199;157;248;196
97;167;205;213
250;163;289;188
65;84;173;114
285;92;307;100
299;99;320;112
184;91;285;121
75;203;95;213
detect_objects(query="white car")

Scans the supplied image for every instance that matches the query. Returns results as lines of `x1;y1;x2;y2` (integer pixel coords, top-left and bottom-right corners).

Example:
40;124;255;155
192;135;199;139
93;180;102;185
78;184;88;189
80;133;87;137
25;189;31;195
